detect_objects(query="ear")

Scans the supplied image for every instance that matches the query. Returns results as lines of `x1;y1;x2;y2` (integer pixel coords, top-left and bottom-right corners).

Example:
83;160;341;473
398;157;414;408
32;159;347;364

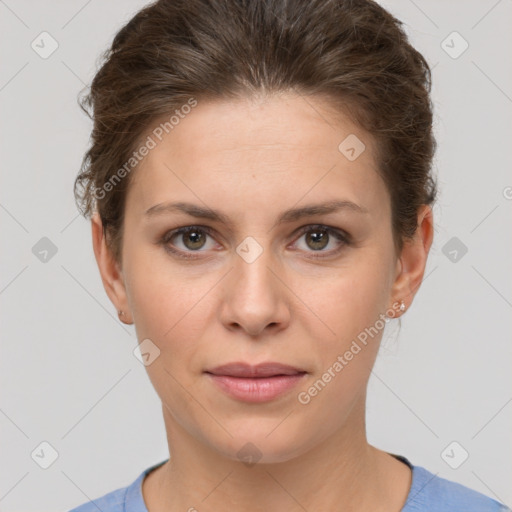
390;204;434;315
91;212;133;324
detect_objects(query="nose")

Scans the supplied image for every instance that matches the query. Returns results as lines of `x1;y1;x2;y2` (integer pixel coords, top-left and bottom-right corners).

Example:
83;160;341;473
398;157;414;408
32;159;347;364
219;244;291;337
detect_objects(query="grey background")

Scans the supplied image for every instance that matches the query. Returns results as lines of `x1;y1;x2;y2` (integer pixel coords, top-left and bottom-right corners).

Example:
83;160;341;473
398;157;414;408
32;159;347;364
1;0;511;510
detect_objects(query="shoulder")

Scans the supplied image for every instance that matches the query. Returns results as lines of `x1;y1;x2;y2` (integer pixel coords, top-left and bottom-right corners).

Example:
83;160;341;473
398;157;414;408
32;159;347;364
66;459;168;512
67;485;127;512
404;464;510;512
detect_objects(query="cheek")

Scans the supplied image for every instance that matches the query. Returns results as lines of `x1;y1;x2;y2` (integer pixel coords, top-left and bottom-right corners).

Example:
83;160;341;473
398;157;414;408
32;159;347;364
125;245;201;332
126;262;210;406
294;270;387;428
310;264;390;351
125;255;218;381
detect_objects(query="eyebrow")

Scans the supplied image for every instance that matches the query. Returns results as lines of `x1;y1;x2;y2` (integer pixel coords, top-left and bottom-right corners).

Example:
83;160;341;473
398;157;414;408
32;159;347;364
144;199;369;226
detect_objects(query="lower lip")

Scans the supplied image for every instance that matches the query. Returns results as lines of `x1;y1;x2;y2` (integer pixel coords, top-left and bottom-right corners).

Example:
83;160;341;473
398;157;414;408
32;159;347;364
205;373;307;403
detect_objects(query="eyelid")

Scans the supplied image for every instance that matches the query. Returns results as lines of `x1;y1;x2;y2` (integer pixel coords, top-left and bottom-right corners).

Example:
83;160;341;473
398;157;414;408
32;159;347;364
293;224;351;242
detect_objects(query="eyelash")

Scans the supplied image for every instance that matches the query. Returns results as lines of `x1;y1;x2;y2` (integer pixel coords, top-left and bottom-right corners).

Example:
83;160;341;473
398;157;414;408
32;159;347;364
159;224;351;260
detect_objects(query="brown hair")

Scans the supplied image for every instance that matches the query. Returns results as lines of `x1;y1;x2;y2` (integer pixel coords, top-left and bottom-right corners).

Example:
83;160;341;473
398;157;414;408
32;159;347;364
74;0;437;265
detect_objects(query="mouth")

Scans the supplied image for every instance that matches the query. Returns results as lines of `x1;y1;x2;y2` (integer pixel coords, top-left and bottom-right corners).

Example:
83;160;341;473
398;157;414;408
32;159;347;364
204;362;308;402
205;361;307;378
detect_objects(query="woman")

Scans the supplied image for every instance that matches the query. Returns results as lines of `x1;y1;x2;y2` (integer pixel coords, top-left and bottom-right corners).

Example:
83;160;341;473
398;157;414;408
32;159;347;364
69;0;509;510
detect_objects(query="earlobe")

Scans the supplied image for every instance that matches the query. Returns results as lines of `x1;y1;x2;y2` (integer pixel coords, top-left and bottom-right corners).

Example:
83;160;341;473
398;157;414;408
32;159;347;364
91;213;133;324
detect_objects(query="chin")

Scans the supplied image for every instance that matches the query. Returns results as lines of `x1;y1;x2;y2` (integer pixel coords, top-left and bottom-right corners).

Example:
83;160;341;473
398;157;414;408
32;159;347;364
206;419;315;465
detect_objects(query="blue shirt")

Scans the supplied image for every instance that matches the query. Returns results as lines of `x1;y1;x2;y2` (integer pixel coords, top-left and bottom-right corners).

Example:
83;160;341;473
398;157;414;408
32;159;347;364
68;454;510;511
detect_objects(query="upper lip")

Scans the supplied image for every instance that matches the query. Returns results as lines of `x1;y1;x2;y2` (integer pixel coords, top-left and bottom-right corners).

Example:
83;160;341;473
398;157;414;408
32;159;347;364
205;362;307;378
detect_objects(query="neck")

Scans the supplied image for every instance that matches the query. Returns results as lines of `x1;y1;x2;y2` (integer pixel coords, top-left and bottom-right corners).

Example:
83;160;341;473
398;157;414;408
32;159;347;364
144;397;410;512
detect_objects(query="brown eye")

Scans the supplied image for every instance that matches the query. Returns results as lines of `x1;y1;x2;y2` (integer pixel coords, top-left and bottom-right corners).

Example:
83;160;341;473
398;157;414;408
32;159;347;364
180;229;207;250
304;228;329;251
160;226;217;259
294;225;350;258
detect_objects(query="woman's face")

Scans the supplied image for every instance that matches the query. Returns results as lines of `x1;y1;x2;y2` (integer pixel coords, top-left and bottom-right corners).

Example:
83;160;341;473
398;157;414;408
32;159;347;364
98;92;414;463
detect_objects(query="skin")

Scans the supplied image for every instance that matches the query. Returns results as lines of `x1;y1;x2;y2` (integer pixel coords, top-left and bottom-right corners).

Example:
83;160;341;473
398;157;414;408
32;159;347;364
92;91;434;512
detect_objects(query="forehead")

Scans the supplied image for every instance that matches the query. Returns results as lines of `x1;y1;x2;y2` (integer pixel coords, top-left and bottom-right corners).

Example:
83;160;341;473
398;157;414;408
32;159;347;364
125;93;390;221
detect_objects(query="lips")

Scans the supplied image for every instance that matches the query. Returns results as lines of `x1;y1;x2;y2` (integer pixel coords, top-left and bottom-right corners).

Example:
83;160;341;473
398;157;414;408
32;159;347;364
205;362;307;378
204;362;308;403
